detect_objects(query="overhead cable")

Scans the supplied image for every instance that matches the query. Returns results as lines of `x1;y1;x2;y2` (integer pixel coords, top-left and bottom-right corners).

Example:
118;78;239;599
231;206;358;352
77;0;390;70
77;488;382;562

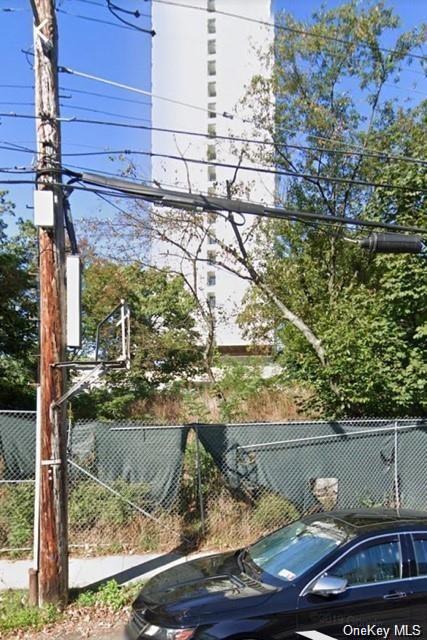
106;0;155;35
71;150;427;192
58;66;237;120
0;111;424;166
67;170;427;235
150;0;427;64
57;7;144;31
1;90;424;165
0;114;425;192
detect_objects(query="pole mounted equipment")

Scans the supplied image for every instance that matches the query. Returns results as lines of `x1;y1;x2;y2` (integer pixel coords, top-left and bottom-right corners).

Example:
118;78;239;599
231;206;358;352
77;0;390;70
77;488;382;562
359;233;424;254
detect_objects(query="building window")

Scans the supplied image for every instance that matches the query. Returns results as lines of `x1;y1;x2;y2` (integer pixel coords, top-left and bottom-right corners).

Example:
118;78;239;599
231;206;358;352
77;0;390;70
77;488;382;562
208;165;216;181
207;272;216;287
207;145;216;161
208;123;216;138
208;0;215;12
208;39;216;55
208;18;216;34
208;60;216;76
207;293;216;309
208;81;216;97
208;102;216;118
208;233;217;244
207;251;216;265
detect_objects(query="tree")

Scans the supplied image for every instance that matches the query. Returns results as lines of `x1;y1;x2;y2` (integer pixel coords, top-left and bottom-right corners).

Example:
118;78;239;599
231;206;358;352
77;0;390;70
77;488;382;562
0;198;38;409
83;2;426;415
237;3;427;415
73;257;203;418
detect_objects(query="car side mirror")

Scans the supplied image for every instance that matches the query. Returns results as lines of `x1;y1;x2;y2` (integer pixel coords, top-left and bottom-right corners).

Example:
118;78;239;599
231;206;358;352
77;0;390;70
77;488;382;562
310;575;348;597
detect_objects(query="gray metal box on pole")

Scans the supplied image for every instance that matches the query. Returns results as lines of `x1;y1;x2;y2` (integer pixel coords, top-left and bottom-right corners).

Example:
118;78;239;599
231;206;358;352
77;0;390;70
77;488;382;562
34;190;55;228
66;255;81;348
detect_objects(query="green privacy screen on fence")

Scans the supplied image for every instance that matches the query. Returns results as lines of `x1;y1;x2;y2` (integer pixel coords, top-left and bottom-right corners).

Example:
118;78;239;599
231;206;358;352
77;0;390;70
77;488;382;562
69;421;190;509
196;419;427;511
0;413;36;480
0;415;426;514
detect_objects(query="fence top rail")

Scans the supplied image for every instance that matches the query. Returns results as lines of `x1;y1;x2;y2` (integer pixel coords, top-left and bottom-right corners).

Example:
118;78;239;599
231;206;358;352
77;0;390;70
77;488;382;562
222;418;426;427
0;409;36;414
108;424;187;431
237;422;427;451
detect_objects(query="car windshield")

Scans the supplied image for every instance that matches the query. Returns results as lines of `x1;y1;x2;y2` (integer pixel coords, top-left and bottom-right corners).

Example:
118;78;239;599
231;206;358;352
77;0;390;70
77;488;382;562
248;518;352;581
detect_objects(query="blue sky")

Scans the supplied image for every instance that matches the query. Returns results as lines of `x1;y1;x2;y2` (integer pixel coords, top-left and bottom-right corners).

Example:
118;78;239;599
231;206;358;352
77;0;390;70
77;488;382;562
0;0;425;234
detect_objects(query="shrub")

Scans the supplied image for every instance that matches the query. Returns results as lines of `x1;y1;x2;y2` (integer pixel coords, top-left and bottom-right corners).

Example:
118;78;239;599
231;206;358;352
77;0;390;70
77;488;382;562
252;493;299;531
0;484;34;549
75;579;137;611
68;480;149;530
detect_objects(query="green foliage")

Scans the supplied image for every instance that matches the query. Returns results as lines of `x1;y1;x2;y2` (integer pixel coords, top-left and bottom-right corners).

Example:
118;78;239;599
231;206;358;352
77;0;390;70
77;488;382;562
75;579;139;611
182;434;222;513
0;484;34;549
215;359;275;422
240;2;427;417
252;493;300;530
74;260;203;419
0;204;38;409
0;590;60;633
68;480;149;529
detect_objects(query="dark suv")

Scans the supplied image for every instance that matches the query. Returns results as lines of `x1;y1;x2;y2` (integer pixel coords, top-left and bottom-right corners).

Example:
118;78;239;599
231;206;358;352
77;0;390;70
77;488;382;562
125;509;427;640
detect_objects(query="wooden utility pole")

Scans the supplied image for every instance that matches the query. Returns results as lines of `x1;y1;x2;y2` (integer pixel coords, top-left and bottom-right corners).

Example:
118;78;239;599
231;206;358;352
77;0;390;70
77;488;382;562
30;0;68;606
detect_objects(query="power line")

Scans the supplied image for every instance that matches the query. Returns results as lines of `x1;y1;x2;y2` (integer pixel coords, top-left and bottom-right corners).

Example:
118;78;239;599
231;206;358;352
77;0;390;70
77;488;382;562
67;0;150;16
66;152;427;192
57;7;145;31
0;108;425;166
59;102;151;122
68;171;427;235
55;65;427;156
1;111;426;172
2;173;425;236
1;115;426;190
58;65;236;120
0;83;152;107
105;0;155;35
151;0;427;65
0;100;151;122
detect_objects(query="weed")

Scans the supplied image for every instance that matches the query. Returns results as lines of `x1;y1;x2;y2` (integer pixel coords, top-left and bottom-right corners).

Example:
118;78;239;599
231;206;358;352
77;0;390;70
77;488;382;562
0;484;34;548
68;480;149;529
0;590;60;634
76;580;143;611
252;493;299;531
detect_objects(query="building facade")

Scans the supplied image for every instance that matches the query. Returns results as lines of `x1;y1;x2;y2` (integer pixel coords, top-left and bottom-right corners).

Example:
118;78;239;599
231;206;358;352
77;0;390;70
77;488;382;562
151;0;275;352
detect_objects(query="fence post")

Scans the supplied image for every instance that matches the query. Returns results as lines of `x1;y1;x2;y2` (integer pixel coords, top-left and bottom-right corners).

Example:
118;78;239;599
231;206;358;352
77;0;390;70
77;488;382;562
194;424;205;535
394;421;401;514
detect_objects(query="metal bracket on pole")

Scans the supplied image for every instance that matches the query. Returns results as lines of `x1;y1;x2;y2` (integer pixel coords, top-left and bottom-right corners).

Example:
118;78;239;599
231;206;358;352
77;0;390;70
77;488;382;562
41;459;62;467
50;363;106;419
33;18;53;52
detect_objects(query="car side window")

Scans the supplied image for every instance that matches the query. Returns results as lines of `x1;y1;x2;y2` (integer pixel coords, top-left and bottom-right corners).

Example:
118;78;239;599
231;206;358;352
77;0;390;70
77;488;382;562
331;538;401;586
413;536;427;576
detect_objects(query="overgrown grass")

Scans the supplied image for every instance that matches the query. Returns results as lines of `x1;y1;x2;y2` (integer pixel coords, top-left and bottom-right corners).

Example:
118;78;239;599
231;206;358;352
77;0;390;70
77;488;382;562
0;590;60;634
0;580;143;636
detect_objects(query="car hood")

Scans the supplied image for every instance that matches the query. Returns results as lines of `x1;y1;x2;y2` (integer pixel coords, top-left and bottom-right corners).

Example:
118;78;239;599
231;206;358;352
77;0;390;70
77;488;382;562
134;551;282;626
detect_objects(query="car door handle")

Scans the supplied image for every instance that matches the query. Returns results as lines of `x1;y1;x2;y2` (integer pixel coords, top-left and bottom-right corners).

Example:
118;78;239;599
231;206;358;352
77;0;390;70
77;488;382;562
383;591;407;600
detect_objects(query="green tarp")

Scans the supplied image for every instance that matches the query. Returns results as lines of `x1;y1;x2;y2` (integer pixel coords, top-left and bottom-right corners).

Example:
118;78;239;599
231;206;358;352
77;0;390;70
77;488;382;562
196;420;427;512
70;421;189;509
0;414;36;479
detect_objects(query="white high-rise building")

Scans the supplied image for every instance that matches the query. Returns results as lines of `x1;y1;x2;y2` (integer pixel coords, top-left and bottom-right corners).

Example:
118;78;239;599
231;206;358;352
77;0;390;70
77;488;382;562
151;0;275;354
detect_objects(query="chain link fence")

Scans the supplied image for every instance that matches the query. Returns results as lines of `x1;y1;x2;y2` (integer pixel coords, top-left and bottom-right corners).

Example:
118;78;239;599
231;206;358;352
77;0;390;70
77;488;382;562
0;411;426;558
